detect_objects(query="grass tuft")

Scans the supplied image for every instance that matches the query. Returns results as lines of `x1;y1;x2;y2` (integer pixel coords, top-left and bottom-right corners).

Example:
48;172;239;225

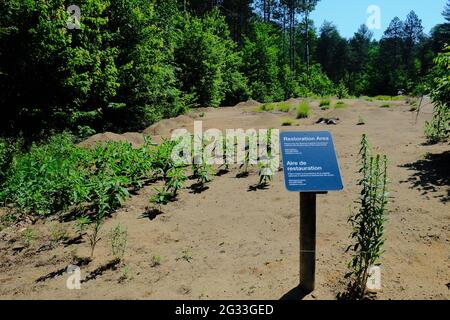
296;102;310;119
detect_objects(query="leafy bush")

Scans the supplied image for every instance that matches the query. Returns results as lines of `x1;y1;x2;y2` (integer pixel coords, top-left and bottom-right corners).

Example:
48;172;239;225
425;46;450;143
297;102;311;119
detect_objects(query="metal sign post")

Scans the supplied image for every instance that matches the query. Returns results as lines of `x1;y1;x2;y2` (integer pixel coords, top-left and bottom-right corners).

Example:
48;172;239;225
280;131;343;295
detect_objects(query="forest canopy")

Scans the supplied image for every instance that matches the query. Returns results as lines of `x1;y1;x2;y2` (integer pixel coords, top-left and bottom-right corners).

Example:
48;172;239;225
0;0;449;140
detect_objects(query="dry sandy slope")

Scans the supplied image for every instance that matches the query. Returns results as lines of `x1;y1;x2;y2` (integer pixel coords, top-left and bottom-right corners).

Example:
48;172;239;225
0;97;448;300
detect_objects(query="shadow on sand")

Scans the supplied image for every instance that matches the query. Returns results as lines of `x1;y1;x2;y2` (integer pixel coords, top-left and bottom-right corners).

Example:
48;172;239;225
400;150;450;203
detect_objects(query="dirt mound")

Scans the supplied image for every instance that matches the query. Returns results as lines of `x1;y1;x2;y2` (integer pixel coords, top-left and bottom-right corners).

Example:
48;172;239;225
235;99;262;108
79;132;133;148
143;114;194;136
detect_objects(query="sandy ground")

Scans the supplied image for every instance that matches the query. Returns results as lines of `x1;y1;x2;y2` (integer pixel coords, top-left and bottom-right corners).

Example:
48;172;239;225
0;97;449;300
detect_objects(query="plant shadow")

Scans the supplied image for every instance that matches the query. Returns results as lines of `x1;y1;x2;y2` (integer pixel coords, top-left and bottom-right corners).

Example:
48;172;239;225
139;208;164;221
236;172;249;179
400;151;450;203
189;183;209;194
248;183;270;192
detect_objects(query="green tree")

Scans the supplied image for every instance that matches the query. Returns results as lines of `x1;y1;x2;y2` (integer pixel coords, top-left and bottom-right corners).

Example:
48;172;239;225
242;21;284;102
175;9;248;107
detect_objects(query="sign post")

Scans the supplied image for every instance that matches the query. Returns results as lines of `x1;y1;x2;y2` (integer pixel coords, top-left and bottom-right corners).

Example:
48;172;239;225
280;131;343;295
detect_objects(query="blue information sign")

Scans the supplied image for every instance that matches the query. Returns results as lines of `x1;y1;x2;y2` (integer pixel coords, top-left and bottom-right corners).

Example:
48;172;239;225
280;131;343;192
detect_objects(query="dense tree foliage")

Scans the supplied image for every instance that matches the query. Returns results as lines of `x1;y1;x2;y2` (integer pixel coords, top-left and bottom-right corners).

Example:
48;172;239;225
0;0;447;141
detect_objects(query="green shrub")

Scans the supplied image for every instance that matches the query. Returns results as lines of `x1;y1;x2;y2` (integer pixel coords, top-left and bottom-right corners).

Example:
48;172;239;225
319;99;331;107
374;95;392;101
380;104;390;108
297;102;311;119
425;46;450;143
277;103;291;112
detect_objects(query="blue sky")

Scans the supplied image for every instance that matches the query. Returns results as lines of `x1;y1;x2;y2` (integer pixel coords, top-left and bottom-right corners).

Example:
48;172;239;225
310;0;447;39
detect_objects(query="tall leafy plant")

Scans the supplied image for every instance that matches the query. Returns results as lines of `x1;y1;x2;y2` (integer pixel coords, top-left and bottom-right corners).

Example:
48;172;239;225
344;134;389;299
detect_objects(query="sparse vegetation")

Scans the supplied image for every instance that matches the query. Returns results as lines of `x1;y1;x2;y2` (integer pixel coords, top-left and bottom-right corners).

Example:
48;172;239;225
297;102;311;119
380;104;390;108
319;99;331;108
357;115;366;126
335;101;346;109
108;224;128;261
281;118;294;126
151;255;162;267
277;103;291;112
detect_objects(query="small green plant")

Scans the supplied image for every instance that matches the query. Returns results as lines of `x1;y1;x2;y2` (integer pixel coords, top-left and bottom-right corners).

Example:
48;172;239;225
75;215;91;236
277;102;291;112
261;103;275;111
150;186;172;209
49;223;68;243
180;249;193;263
151;255;161;267
238;132;257;177
344;134;389;299
297;102;311;119
108;223;128;261
22;228;37;246
199;112;205;118
166;166;187;197
256;129;276;188
87;218;103;258
319;99;331;108
281;118;294;126
335;101;346;109
380;104;390;108
357;115;366;126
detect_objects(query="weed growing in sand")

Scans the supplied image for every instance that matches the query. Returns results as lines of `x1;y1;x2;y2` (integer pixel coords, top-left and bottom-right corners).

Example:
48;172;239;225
108;224;128;261
319;99;331;108
75;216;91;236
87;218;103;259
167;166;187;197
344;134;389;299
335;101;346;109
238;132;257;177
150;186;172;208
257;129;276;188
151;255;162;267
151;139;177;181
22;228;37;245
297;102;311;119
277;102;291;112
357;115;366;126
49;223;68;243
380;104;390;108
180;249;193;263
